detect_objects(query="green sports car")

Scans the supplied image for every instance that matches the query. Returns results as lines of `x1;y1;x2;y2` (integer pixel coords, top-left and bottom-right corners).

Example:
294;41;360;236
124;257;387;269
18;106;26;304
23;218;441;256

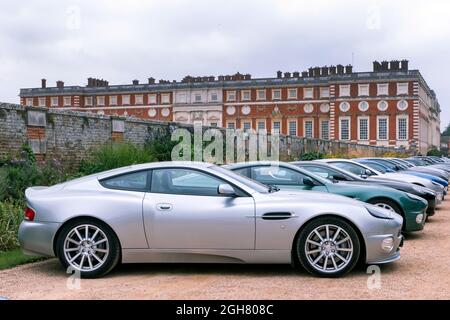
225;161;428;232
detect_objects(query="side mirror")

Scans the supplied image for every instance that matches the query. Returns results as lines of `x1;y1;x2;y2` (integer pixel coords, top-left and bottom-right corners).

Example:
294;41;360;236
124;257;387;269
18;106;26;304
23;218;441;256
303;177;316;187
218;184;236;196
365;169;373;176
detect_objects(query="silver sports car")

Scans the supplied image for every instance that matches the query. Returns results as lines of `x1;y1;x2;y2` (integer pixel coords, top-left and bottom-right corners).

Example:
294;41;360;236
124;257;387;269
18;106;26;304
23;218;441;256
19;162;403;278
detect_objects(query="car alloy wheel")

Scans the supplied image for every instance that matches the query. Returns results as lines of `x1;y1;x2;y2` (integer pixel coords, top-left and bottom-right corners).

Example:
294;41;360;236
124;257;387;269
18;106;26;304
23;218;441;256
63;224;110;272
304;224;354;274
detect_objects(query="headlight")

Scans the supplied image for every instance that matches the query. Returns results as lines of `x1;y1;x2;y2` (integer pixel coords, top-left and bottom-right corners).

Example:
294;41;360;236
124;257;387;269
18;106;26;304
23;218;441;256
381;237;395;252
416;214;424;224
365;206;394;220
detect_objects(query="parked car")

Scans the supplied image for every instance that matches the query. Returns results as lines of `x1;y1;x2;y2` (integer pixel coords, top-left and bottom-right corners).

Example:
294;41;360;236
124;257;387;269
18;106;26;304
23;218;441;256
292;161;437;216
20;161;404;278
225;161;427;232
359;158;448;188
317;159;445;203
390;158;449;182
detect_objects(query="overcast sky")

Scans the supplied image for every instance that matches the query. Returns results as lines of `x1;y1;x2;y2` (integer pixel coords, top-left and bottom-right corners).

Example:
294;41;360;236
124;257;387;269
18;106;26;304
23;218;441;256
1;0;449;127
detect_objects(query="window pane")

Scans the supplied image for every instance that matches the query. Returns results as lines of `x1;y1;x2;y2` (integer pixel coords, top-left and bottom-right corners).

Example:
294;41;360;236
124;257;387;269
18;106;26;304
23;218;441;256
251;166;307;186
378;118;388;140
340;119;350;140
359;118;368;140
102;171;148;191
321;120;329;140
398;118;407;140
332;162;366;176
273;121;281;133
151;169;225;196
289;121;297;136
305;120;313;138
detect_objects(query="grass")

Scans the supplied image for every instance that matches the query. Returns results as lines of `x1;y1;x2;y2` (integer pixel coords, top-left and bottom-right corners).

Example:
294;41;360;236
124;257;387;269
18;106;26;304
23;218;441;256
0;248;44;270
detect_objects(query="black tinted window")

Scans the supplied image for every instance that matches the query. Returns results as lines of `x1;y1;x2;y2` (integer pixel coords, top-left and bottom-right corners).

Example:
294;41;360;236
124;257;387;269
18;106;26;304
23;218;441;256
101;171;148;191
251;166;310;186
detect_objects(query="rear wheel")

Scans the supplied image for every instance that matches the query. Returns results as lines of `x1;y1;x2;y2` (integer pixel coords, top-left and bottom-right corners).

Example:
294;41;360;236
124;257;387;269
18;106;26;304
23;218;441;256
296;217;360;277
56;218;120;278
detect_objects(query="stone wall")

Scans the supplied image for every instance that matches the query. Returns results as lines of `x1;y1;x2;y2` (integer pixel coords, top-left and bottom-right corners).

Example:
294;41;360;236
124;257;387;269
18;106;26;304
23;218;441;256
0;103;411;170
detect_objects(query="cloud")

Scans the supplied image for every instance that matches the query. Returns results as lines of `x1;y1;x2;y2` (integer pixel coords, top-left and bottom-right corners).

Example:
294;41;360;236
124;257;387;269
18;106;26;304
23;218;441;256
0;0;448;126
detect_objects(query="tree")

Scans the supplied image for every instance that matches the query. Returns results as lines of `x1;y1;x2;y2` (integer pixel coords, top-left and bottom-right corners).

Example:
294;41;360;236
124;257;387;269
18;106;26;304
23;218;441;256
442;123;450;136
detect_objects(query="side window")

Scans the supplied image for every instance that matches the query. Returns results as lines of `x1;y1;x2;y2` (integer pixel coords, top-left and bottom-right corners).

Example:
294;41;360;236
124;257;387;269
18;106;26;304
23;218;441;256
233;167;251;178
151;168;228;197
101;171;149;191
251;166;309;186
332;162;368;176
306;166;348;181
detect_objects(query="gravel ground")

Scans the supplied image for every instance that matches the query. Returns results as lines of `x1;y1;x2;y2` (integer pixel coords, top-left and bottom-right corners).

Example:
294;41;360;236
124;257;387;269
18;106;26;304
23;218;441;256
1;200;450;300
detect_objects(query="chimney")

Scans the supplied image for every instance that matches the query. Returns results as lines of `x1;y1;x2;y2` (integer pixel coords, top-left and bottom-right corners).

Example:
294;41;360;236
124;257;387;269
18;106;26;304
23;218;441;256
390;60;400;70
284;72;291;78
41;79;47;88
244;74;251;80
401;59;409;71
373;61;382;72
293;71;300;78
329;66;337;75
345;65;353;74
301;71;308;77
277;71;283;78
336;64;344;74
321;67;329;76
209;76;216;81
148;77;155;84
218;75;225;81
225;75;231;81
381;61;389;70
308;68;314;77
56;80;64;88
132;79;139;85
313;67;321;77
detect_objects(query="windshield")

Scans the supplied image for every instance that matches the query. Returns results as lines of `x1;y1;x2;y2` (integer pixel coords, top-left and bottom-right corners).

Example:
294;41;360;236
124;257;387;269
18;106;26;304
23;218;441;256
211;165;270;193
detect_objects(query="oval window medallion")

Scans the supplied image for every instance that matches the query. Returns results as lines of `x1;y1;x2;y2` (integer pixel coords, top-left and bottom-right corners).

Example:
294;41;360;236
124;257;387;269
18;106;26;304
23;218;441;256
377;100;388;111
320;103;330;113
226;106;236;115
161;108;170;117
148;108;157;117
241;105;251;115
397;100;408;111
358;101;369;112
339;102;350;112
304;104;314;113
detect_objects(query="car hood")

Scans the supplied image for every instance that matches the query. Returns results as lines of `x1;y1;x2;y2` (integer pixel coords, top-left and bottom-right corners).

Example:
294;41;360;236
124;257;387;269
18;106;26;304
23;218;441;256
266;189;367;207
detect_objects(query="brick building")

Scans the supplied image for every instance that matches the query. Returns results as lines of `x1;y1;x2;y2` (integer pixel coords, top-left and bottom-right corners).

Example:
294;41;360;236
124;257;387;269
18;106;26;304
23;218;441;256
19;59;441;154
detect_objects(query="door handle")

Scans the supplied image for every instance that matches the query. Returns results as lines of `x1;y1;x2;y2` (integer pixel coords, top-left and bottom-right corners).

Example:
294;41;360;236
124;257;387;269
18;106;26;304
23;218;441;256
156;203;173;211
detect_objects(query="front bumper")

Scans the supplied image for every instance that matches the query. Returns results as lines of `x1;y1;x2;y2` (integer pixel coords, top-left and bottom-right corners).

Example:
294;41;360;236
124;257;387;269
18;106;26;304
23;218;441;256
366;233;403;265
18;220;60;257
404;209;427;232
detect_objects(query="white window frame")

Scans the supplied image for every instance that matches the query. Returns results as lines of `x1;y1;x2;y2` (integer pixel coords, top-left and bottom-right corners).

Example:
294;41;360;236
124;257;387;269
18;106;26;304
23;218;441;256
272;89;281;100
242;121;252;130
377;83;389;96
257;90;266;101
397;83;409;95
39;97;46;107
257;120;266;131
320;87;330;98
288;88;297;99
358;84;369;96
110;96;118;106
358;116;370;141
272;120;282;134
304;119;314;139
161;93;170;104
26;98;33;106
377;116;389;141
396;115;408;141
226;121;236;129
241;90;251;101
288;120;297;136
339;117;351;141
303;88;314;99
84;97;93;106
50;97;58;107
320;120;329;140
227;91;236;102
210;92;218;102
135;94;144;105
148;94;157;104
96;96;105;106
339;85;350;97
63;96;71;106
122;95;131;105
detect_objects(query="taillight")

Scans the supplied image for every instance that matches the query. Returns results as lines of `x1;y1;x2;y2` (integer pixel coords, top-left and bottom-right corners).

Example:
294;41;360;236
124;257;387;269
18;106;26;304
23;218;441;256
24;207;36;221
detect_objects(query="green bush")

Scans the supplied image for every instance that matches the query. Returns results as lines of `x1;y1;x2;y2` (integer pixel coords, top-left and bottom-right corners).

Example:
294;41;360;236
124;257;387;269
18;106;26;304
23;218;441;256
78;142;157;175
427;148;444;157
300;152;324;161
0;201;23;251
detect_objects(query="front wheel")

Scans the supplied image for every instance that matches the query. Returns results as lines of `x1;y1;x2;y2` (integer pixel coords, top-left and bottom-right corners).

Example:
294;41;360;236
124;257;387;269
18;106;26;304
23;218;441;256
296;217;360;277
56;219;121;278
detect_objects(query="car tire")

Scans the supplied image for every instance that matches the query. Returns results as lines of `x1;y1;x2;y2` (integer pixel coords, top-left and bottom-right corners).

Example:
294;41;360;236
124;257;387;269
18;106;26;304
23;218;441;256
296;216;360;277
56;218;121;278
